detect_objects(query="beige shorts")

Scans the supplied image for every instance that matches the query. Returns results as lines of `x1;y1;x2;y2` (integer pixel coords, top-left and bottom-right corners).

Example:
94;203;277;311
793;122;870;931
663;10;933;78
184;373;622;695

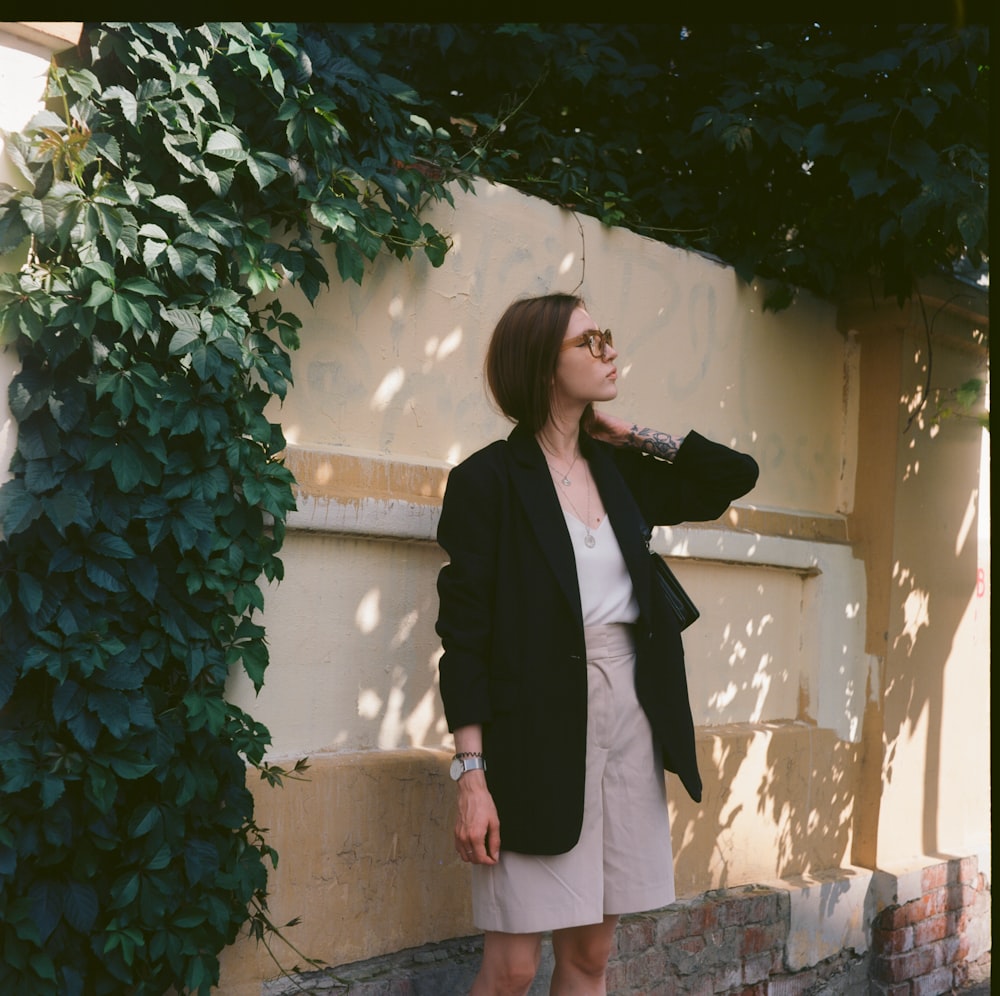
472;623;675;934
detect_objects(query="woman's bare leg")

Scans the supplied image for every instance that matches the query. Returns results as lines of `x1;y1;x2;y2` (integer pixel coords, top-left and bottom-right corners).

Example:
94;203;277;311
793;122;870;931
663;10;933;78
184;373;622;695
471;930;543;996
549;915;619;995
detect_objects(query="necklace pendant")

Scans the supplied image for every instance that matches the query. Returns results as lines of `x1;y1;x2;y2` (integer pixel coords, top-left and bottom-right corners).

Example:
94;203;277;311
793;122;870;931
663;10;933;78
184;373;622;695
584;533;596;548
561;476;571;487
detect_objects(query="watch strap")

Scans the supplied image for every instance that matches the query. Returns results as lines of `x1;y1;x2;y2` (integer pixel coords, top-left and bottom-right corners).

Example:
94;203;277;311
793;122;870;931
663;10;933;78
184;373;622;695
450;754;487;780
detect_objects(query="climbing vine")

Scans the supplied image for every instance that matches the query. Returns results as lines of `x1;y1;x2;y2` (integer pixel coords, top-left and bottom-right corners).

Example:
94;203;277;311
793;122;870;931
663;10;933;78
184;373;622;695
375;22;989;419
0;22;477;994
374;22;989;309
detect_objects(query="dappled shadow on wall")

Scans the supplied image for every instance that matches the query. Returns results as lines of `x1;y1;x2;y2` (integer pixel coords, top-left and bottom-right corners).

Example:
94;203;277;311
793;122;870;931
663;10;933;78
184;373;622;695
881;353;989;858
668;712;861;898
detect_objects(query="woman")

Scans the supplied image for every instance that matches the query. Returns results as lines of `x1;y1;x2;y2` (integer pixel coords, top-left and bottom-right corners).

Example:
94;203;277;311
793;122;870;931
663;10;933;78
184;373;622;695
436;293;759;995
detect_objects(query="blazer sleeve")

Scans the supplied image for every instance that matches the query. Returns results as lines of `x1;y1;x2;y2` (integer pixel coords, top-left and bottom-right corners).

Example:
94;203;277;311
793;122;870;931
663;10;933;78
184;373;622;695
612;430;759;526
434;452;501;732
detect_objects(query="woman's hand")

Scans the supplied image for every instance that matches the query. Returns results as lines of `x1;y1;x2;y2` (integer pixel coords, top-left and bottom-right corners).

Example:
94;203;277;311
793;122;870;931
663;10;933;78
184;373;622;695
590;410;685;460
587;410;634;446
454;770;501;865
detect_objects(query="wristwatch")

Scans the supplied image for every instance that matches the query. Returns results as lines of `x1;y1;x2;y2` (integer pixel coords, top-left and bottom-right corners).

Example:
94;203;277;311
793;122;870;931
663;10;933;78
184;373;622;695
450;754;486;781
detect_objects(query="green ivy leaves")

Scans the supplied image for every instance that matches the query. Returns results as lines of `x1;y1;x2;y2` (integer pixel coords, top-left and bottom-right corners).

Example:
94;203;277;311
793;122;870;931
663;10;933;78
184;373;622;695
0;21;469;995
370;22;989;308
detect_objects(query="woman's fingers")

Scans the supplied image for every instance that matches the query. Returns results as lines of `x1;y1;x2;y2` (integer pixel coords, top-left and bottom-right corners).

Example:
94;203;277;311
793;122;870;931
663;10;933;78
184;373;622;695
455;781;500;864
484;815;501;863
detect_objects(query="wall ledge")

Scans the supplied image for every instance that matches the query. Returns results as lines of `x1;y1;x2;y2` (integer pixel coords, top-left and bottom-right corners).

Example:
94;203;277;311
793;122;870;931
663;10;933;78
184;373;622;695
283;443;849;547
1;21;82;50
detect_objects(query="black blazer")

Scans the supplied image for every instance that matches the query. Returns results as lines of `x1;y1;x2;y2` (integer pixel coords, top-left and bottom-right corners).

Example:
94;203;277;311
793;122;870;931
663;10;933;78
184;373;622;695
436;424;759;855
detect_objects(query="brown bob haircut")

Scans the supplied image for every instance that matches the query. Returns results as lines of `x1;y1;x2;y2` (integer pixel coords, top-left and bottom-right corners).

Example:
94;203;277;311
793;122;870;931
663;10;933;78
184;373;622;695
485;293;592;434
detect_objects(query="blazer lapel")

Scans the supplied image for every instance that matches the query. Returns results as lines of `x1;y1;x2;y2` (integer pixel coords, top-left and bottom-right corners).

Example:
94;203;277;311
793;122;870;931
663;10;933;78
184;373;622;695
507;425;583;626
585;435;654;623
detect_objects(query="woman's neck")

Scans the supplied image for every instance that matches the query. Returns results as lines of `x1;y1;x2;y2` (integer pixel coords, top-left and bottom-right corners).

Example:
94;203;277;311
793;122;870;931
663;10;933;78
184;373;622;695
536;417;581;463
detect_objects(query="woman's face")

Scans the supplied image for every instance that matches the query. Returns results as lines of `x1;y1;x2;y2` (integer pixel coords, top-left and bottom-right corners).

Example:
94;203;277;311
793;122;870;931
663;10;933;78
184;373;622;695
551;306;619;412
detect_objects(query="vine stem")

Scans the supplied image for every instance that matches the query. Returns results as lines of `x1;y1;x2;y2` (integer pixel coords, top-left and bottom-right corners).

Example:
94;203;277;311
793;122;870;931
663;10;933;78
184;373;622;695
250;901;351;994
903;287;961;433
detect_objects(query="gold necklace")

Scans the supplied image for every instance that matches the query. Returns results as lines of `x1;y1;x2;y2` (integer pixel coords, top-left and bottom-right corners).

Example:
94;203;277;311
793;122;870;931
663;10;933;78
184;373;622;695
539;439;580;486
556;473;596;548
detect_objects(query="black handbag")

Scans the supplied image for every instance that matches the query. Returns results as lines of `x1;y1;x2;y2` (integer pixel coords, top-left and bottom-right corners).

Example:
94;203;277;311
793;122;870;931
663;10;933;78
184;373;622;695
644;526;700;631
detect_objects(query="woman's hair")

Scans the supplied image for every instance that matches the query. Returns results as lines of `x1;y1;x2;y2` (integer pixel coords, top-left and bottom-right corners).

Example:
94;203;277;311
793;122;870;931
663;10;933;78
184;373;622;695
484;293;585;432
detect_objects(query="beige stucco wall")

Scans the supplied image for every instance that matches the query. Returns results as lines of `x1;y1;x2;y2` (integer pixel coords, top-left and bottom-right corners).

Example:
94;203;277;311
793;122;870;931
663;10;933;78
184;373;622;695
267;180;848;512
838;290;991;872
228;182;863;753
219;181;988;992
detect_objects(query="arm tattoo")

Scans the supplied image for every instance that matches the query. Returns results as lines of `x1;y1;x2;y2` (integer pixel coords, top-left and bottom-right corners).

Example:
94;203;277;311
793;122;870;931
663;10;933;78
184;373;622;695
627;425;684;461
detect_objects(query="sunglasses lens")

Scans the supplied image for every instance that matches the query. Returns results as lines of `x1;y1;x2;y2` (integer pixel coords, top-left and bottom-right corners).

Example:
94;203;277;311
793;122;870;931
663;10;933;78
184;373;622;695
589;331;611;357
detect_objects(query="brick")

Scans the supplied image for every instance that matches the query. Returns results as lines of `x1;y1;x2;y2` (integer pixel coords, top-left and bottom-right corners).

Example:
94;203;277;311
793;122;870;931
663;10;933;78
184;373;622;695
912;915;947;947
616;917;656;955
703;927;727;950
765;970;817;995
920;863;949;891
944;883;977;911
742;921;784;957
881;904;913;931
955;855;979;885
624;947;669;989
910;965;956;996
642;977;680;996
677;977;714;996
919;889;949;919
677;935;707;956
885;896;921;927
941;932;969;965
741;951;773;985
827;958;877;993
685;900;720;935
745;890;780;925
869;982;912;996
873;924;915;955
926;938;948;969
655;909;689;944
881;948;937;983
714;896;750;929
605;959;628;993
671;935;708;977
870;956;893;983
884;889;953;929
712;961;743;992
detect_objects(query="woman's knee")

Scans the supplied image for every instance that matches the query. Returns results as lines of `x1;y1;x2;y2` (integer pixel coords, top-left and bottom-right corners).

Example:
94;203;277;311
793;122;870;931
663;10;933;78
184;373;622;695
556;945;610;980
477;932;542;995
552;916;617;978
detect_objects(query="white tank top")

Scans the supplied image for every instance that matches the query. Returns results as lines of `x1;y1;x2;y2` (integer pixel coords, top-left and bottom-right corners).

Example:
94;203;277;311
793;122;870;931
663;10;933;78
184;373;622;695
561;511;640;626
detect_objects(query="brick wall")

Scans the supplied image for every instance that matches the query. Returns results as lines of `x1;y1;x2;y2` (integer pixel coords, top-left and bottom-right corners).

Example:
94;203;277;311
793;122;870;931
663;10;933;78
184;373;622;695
870;857;991;996
265;862;990;996
608;888;789;995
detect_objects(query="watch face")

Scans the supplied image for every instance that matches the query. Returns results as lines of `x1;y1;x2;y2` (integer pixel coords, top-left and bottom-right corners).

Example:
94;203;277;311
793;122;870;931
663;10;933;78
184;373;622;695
449;757;464;780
